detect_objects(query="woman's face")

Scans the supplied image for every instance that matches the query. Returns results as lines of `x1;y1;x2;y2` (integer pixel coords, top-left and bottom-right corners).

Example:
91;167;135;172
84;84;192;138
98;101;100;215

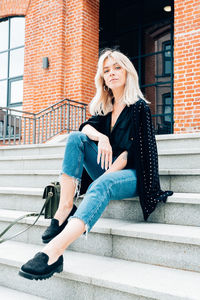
103;57;127;92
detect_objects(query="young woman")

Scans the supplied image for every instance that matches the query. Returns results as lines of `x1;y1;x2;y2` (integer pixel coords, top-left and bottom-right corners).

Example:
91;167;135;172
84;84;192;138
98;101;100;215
19;48;173;280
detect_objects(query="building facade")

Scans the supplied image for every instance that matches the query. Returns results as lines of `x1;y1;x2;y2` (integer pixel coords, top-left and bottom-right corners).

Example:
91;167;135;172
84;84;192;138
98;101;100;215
0;0;199;141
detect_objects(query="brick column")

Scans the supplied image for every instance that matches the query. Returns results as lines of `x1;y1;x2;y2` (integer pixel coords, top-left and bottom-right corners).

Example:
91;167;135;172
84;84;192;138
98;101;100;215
174;0;200;133
64;0;99;118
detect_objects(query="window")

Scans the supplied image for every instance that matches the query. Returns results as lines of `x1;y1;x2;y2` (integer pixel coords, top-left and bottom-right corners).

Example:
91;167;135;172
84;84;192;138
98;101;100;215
163;93;172;123
0;16;25;108
163;41;172;76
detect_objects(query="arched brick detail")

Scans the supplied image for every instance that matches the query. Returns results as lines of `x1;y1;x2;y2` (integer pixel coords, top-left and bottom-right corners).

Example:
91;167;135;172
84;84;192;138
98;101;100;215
0;0;30;18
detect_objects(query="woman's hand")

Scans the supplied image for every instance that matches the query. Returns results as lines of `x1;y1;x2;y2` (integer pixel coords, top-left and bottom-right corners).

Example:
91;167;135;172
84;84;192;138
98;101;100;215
104;150;128;175
97;135;113;170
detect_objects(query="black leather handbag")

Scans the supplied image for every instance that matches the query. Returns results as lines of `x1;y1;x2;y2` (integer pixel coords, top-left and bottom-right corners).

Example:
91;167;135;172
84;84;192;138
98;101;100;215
0;181;61;244
43;181;60;219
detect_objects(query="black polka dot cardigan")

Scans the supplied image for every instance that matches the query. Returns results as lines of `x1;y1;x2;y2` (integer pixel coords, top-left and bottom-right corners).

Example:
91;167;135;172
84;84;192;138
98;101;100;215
78;98;174;221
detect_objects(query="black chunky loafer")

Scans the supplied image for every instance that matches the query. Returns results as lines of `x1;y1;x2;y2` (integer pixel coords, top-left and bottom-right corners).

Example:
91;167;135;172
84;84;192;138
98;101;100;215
42;204;77;243
18;252;63;280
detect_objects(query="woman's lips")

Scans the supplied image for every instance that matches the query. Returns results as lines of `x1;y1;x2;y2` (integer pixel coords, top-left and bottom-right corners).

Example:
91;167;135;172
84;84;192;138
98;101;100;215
110;78;118;82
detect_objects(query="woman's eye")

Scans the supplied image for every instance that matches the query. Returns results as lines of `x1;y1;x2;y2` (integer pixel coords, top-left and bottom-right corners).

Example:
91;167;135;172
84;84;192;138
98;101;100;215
104;66;121;73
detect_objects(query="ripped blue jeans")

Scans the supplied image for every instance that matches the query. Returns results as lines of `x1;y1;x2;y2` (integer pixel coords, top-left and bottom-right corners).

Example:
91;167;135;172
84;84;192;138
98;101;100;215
61;131;138;238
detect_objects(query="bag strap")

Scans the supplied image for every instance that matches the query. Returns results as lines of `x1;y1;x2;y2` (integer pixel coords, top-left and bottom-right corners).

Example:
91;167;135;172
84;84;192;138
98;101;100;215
0;191;54;244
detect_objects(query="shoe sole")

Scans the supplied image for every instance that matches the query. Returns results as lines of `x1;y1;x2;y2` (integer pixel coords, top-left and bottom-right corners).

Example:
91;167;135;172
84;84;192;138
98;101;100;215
42;237;52;244
18;264;63;280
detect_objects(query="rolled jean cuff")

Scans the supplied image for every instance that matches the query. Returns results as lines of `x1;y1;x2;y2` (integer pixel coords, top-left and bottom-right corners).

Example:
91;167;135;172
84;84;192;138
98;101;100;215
68;215;89;240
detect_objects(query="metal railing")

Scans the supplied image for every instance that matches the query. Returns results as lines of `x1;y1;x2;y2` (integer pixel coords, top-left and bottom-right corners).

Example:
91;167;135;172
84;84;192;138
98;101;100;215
0;99;87;145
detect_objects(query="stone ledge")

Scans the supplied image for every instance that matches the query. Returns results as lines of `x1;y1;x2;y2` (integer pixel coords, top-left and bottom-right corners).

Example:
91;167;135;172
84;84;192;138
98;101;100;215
0;286;45;300
1;210;200;245
0;241;200;300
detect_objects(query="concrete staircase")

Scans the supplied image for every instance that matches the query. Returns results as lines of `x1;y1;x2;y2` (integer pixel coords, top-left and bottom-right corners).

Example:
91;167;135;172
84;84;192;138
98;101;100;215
0;133;200;299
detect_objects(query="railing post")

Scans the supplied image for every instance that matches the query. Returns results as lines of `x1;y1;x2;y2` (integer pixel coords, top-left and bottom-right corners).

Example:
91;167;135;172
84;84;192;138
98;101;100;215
3;113;7;145
84;105;86;122
8;113;11;145
19;116;21;145
67;101;70;133
13;116;16;145
33;115;36;144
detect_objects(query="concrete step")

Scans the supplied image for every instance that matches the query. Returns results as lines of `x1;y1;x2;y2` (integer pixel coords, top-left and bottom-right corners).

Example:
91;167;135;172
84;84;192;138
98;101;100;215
0;170;59;188
158;148;200;169
0;187;44;212
0;285;45;299
160;168;200;193
1;148;200;171
1;241;200;300
0;154;63;170
0;169;199;192
0;143;66;157
156;132;200;150
1;210;200;272
1;189;200;226
0;133;199;159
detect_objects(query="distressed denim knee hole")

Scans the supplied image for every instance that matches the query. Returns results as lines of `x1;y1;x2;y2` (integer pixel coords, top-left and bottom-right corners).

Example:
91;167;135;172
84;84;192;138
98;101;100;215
59;172;82;201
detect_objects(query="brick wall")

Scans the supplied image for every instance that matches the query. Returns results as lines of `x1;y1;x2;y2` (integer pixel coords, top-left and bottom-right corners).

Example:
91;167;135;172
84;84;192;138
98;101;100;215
174;0;200;133
0;0;99;119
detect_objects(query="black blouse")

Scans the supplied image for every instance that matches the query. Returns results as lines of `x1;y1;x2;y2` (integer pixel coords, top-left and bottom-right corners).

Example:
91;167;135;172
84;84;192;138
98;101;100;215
79;104;135;169
78;98;174;221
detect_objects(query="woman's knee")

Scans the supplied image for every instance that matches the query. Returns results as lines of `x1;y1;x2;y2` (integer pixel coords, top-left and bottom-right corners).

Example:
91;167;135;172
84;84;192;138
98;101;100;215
66;131;87;144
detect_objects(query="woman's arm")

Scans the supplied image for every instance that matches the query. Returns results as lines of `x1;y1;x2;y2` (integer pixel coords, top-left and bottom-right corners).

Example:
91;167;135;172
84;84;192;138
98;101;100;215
104;150;128;174
81;124;113;169
81;124;106;141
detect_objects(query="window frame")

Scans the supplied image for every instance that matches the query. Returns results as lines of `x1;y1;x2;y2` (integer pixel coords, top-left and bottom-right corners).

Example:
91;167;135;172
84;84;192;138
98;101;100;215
162;92;172;124
0;16;25;108
162;40;172;76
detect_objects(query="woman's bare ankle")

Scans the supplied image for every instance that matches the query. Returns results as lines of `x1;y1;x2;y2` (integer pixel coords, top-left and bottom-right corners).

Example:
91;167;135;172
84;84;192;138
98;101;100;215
54;204;74;226
42;244;63;265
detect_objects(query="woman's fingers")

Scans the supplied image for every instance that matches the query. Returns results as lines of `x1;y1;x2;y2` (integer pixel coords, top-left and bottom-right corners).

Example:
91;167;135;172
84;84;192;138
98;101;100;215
101;149;112;170
97;135;112;169
101;151;105;169
104;152;109;170
109;152;112;168
97;149;101;164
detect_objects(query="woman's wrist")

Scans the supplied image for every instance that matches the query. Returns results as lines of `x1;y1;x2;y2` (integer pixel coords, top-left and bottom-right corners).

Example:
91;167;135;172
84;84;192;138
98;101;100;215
104;151;127;174
98;133;109;142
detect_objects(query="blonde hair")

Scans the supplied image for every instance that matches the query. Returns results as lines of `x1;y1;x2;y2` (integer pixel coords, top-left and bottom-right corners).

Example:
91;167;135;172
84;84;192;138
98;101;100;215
89;48;151;115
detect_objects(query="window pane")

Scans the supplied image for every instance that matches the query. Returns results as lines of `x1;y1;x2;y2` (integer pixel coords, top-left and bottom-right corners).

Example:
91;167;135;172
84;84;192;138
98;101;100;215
10;79;23;104
165;61;171;74
164;45;171;57
0;121;4;137
0;80;8;106
9;48;24;77
165;97;171;105
0;19;8;51
164;106;171;122
10;17;25;48
0;52;8;79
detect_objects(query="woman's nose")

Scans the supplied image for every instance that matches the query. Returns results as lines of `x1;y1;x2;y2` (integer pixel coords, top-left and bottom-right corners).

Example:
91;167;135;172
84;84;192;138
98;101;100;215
109;68;116;76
